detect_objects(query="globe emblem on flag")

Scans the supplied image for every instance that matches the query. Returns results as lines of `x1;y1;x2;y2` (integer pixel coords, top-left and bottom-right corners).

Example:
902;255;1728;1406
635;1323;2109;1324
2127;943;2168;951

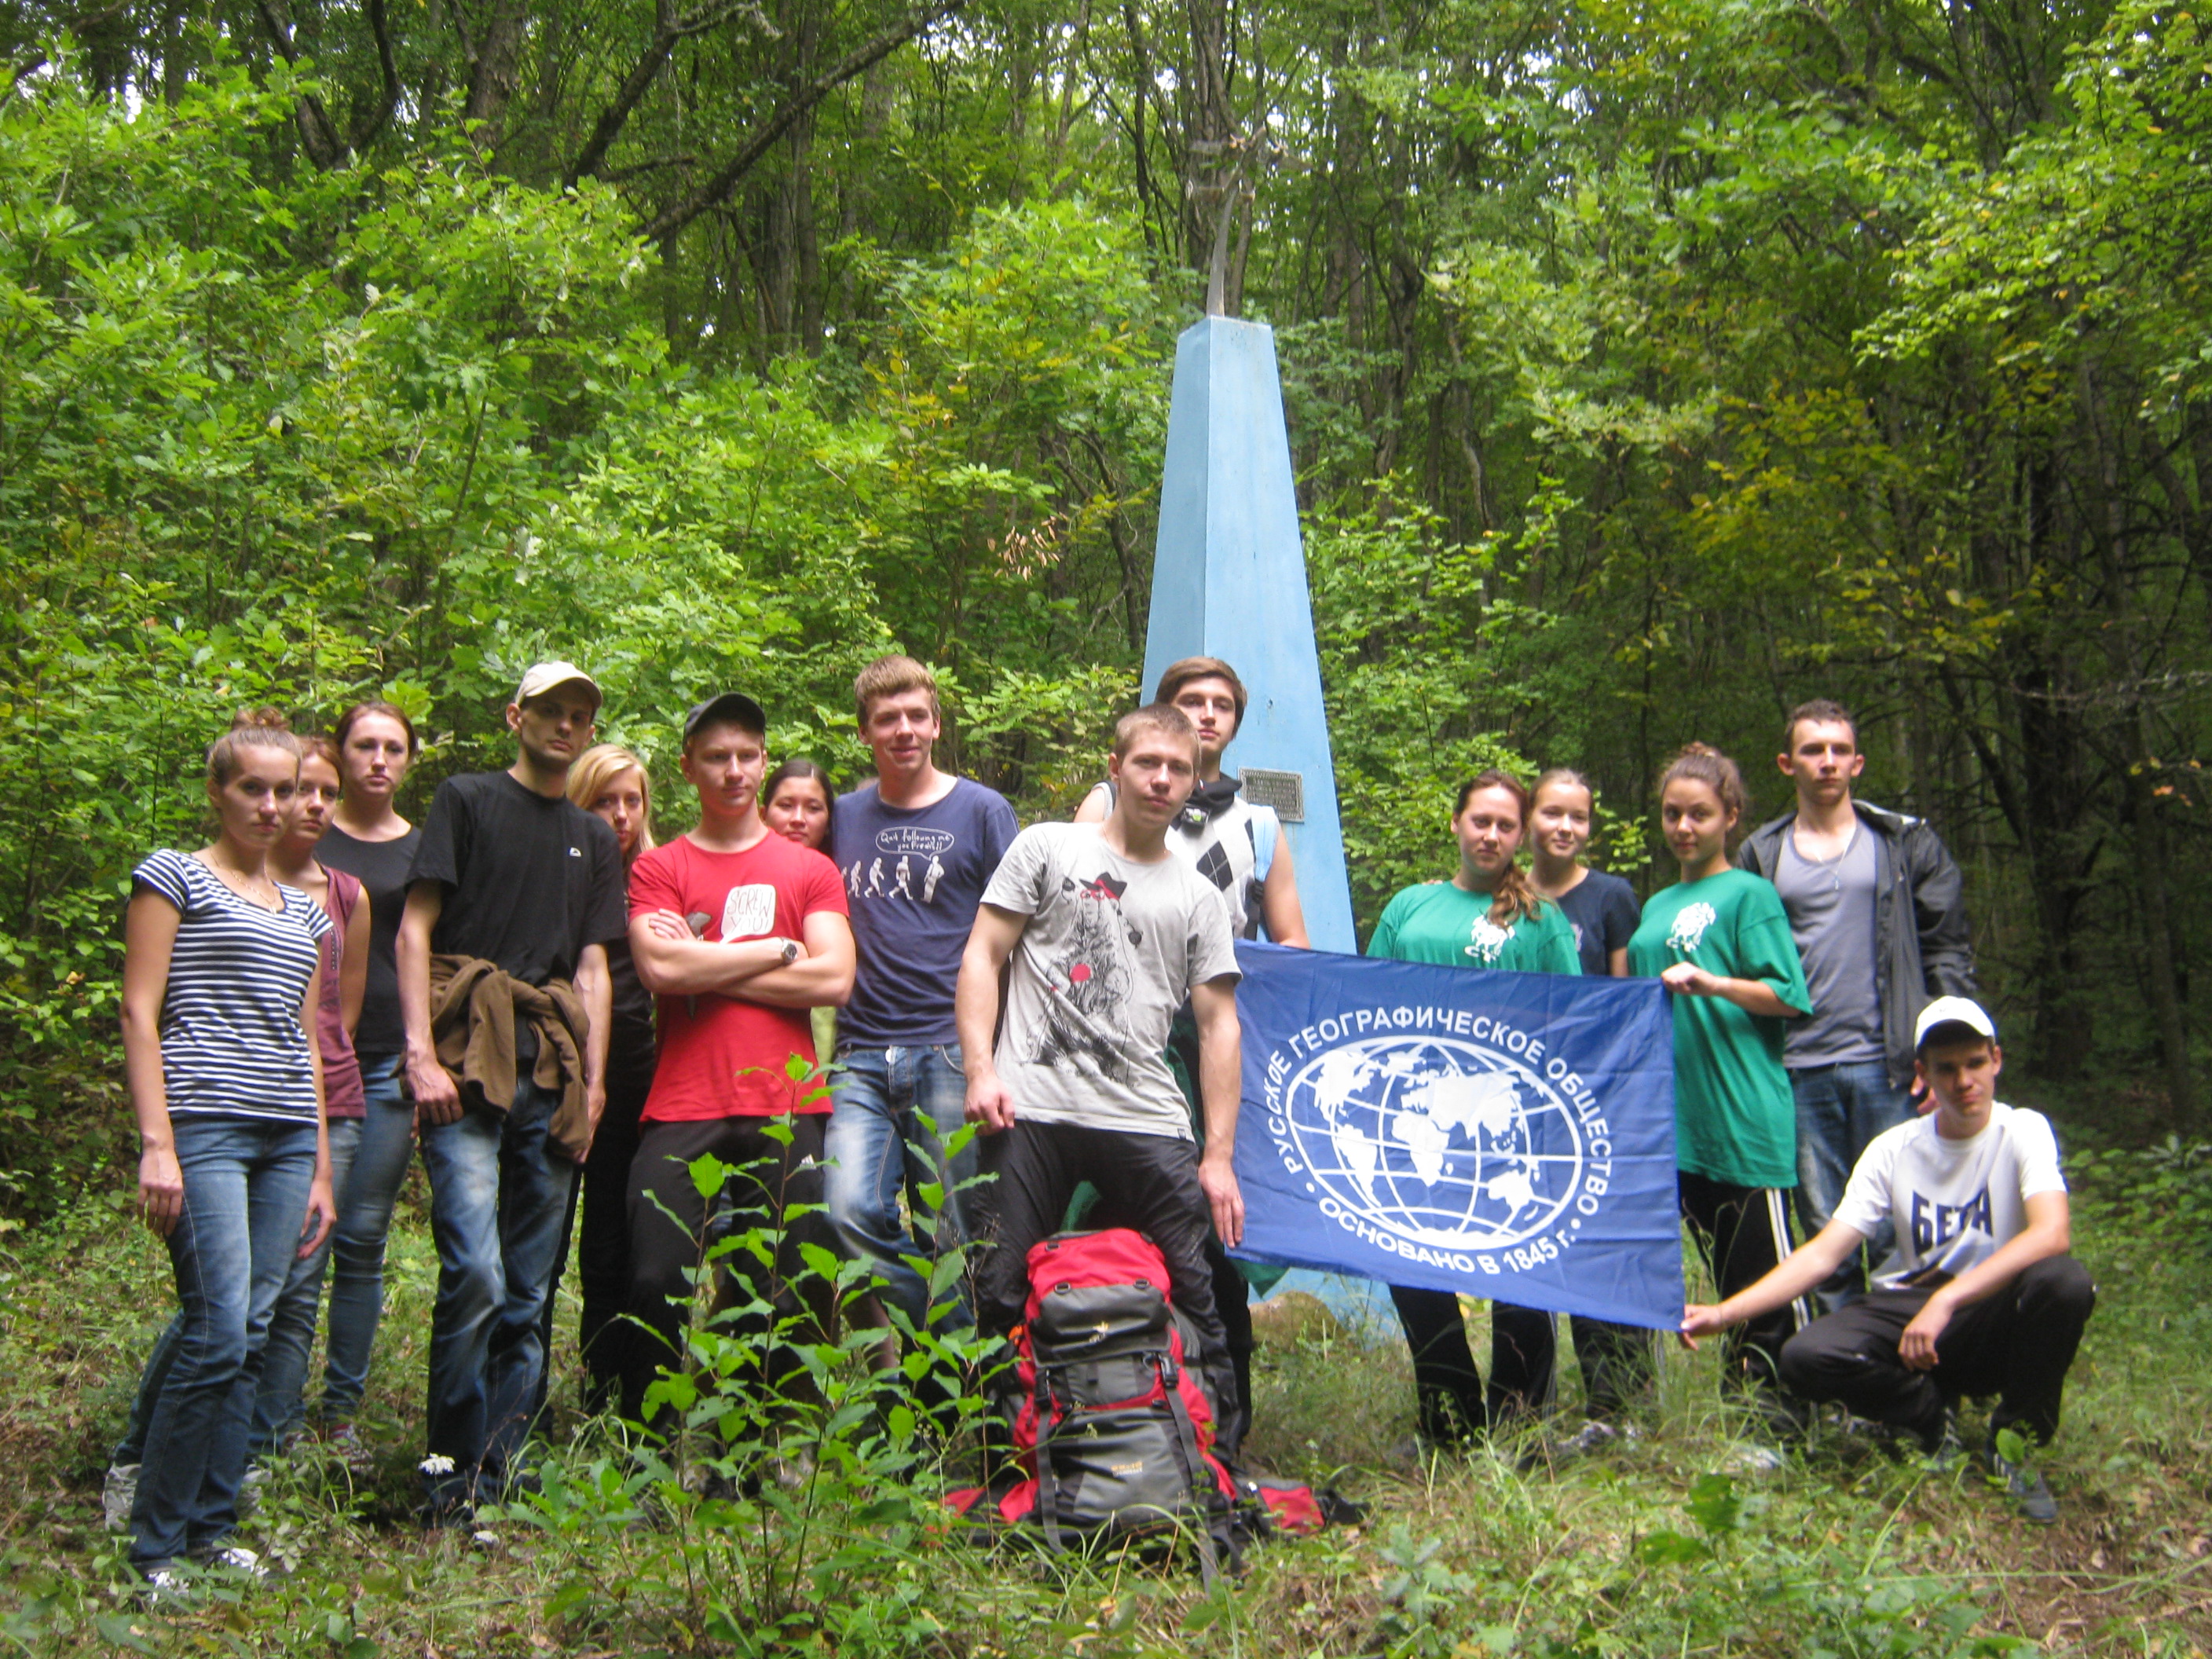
1283;1034;1584;1251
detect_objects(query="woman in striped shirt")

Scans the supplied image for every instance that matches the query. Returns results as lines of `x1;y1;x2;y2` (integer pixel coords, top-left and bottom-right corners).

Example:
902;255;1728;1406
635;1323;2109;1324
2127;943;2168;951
120;711;335;1587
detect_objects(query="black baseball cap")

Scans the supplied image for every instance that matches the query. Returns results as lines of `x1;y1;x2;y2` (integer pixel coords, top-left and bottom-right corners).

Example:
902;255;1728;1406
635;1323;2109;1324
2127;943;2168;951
682;691;768;745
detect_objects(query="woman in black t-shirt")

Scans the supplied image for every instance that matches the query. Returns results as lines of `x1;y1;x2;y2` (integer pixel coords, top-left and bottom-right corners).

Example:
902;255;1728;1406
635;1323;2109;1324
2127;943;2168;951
311;702;423;1456
562;743;661;1412
1523;767;1658;1452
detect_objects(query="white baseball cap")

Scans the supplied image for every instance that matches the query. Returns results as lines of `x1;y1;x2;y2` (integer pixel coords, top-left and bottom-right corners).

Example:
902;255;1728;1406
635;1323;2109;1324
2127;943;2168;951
514;661;602;710
1914;994;1996;1052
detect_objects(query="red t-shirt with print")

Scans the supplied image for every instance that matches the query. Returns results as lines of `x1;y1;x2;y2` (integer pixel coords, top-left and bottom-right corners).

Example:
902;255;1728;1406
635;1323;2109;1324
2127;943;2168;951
627;831;848;1121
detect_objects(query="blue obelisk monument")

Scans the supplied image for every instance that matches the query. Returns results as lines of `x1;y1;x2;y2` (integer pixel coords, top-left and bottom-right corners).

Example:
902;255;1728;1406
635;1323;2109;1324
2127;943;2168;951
1141;317;1357;954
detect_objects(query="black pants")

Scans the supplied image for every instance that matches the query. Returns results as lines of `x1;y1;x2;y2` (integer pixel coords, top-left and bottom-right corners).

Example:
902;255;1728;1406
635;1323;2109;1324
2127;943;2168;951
532;1060;653;1423
575;1064;651;1414
973;1119;1241;1457
622;1113;836;1427
1387;1288;1556;1441
1778;1255;2096;1445
1678;1170;1805;1406
1387;1295;1663;1440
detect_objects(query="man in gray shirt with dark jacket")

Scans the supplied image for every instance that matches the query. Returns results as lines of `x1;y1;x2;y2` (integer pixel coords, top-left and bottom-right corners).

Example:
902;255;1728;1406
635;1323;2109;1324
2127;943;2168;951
1738;698;1978;1313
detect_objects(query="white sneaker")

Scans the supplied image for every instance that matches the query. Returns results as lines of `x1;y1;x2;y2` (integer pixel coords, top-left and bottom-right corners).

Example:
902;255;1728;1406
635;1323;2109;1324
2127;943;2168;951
141;1566;192;1606
213;1546;269;1579
1722;1442;1786;1474
103;1463;140;1533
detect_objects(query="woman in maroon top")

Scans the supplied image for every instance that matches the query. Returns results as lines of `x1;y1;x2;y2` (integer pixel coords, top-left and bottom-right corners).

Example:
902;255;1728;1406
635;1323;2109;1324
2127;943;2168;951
251;735;372;1448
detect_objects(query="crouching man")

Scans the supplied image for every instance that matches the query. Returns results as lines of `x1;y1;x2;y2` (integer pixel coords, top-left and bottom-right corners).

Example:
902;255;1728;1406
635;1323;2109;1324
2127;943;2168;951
1682;996;2094;1523
954;704;1247;1452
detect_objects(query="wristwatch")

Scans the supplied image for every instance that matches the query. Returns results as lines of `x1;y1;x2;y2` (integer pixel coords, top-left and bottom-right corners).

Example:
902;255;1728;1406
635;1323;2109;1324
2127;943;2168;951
778;937;801;965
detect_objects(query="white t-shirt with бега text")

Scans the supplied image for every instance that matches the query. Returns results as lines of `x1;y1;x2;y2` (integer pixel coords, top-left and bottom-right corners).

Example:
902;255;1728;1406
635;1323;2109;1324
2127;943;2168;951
980;822;1240;1141
1832;1102;2066;1290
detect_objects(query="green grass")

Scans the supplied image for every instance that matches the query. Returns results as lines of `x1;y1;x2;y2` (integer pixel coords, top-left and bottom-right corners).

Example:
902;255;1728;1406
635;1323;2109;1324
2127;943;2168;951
0;1143;2207;1657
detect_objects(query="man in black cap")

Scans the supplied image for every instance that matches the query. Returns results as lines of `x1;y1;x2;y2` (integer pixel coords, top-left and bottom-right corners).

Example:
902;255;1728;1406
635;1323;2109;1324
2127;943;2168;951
621;693;855;1428
398;661;627;1518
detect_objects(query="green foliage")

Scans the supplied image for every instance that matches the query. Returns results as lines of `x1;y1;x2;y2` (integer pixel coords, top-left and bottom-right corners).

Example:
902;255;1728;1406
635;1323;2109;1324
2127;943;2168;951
485;1144;1002;1657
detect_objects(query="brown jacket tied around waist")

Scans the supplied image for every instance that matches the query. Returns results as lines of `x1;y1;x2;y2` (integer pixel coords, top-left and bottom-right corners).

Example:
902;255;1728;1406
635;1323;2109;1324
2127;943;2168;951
427;953;594;1163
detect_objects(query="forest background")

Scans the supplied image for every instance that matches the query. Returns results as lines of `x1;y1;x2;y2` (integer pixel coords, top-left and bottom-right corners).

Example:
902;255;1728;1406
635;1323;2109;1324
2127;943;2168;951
2;0;2210;1212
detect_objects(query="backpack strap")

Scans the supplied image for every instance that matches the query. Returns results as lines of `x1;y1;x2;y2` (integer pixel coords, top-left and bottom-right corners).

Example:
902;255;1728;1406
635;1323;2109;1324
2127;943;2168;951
1033;1364;1067;1555
1249;801;1280;882
1157;1355;1222;1588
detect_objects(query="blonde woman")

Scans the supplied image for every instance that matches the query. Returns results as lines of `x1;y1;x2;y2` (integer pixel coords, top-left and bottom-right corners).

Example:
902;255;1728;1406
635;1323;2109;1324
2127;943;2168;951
562;744;659;1411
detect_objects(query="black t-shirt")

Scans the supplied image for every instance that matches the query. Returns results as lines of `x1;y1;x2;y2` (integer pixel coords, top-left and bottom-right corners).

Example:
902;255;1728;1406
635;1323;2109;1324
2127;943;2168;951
317;822;423;1060
1555;869;1643;980
407;771;627;987
605;934;657;1088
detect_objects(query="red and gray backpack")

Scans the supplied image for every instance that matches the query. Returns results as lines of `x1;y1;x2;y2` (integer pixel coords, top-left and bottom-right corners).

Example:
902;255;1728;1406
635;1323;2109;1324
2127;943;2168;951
947;1229;1339;1577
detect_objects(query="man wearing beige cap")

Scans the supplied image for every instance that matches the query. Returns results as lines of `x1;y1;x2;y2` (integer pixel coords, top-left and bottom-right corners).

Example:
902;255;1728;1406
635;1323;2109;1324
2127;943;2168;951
397;662;628;1520
1683;996;2094;1523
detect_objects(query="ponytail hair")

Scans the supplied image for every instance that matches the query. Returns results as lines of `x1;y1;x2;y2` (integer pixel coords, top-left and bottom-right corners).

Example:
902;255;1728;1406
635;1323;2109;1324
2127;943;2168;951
1454;768;1544;928
1658;743;1749;849
206;708;301;788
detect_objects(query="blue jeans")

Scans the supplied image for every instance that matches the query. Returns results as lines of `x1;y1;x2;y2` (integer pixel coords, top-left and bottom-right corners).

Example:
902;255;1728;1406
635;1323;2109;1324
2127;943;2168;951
418;1075;575;1511
823;1043;977;1335
249;1116;361;1451
1793;1060;1913;1314
129;1115;319;1569
320;1055;417;1423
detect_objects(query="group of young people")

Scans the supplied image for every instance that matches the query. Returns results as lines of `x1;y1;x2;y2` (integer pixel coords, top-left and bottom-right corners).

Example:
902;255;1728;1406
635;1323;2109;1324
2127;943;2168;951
112;657;2095;1587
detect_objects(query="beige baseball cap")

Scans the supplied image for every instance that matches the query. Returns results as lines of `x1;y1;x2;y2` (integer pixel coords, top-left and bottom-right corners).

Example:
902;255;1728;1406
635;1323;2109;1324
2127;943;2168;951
514;661;602;710
1913;994;1996;1052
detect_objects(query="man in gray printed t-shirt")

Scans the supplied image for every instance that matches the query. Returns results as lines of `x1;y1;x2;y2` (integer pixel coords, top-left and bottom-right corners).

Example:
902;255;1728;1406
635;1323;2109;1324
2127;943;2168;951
953;702;1248;1449
1738;698;1978;1313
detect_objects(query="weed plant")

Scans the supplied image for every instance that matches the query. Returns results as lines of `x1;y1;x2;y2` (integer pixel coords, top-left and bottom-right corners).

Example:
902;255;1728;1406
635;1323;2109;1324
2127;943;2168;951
0;1135;2205;1655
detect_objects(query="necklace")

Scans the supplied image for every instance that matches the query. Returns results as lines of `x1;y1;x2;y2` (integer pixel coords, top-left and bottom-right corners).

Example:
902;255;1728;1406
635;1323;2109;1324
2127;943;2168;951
1796;821;1856;895
198;851;280;910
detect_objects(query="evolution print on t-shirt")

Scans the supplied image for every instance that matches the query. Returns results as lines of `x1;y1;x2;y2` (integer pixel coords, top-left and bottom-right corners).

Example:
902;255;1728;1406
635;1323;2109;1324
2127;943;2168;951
846;825;954;905
1035;871;1139;1082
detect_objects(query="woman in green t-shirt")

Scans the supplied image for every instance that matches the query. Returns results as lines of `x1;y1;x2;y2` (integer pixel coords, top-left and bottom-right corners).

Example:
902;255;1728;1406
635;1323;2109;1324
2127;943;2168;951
1627;744;1812;1423
1369;771;1580;1448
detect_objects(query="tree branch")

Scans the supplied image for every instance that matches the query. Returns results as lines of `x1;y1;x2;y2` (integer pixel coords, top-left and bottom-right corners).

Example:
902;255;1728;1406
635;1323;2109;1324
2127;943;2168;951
639;0;961;243
251;0;346;169
566;0;786;187
345;0;404;154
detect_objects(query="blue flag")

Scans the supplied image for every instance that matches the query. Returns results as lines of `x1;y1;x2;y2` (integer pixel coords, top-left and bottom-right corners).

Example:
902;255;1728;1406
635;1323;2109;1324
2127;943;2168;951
1230;942;1685;1330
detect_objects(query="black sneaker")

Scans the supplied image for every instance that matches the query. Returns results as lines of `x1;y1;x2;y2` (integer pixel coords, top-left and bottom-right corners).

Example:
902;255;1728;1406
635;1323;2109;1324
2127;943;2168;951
1987;1443;2057;1525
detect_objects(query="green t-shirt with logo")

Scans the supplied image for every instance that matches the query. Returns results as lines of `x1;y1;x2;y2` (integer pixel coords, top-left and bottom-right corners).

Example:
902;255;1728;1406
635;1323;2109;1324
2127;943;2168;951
1368;881;1583;977
1628;868;1811;1189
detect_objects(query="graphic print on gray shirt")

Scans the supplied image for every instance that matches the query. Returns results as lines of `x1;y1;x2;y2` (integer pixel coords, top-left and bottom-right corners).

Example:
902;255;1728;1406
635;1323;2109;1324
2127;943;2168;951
1774;821;1884;1066
981;823;1241;1140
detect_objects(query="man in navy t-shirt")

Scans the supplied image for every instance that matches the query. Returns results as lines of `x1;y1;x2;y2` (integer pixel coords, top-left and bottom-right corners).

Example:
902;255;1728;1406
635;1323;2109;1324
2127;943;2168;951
825;656;1019;1345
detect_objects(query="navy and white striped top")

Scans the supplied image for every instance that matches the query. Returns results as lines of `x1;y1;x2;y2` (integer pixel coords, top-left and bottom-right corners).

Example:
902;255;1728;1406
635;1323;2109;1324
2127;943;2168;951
133;848;332;1124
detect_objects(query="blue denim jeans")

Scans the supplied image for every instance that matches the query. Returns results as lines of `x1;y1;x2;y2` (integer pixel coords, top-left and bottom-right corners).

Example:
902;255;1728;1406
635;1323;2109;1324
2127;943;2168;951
320;1054;417;1423
417;1075;575;1511
129;1115;319;1569
823;1043;977;1335
248;1115;361;1451
1793;1059;1914;1314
